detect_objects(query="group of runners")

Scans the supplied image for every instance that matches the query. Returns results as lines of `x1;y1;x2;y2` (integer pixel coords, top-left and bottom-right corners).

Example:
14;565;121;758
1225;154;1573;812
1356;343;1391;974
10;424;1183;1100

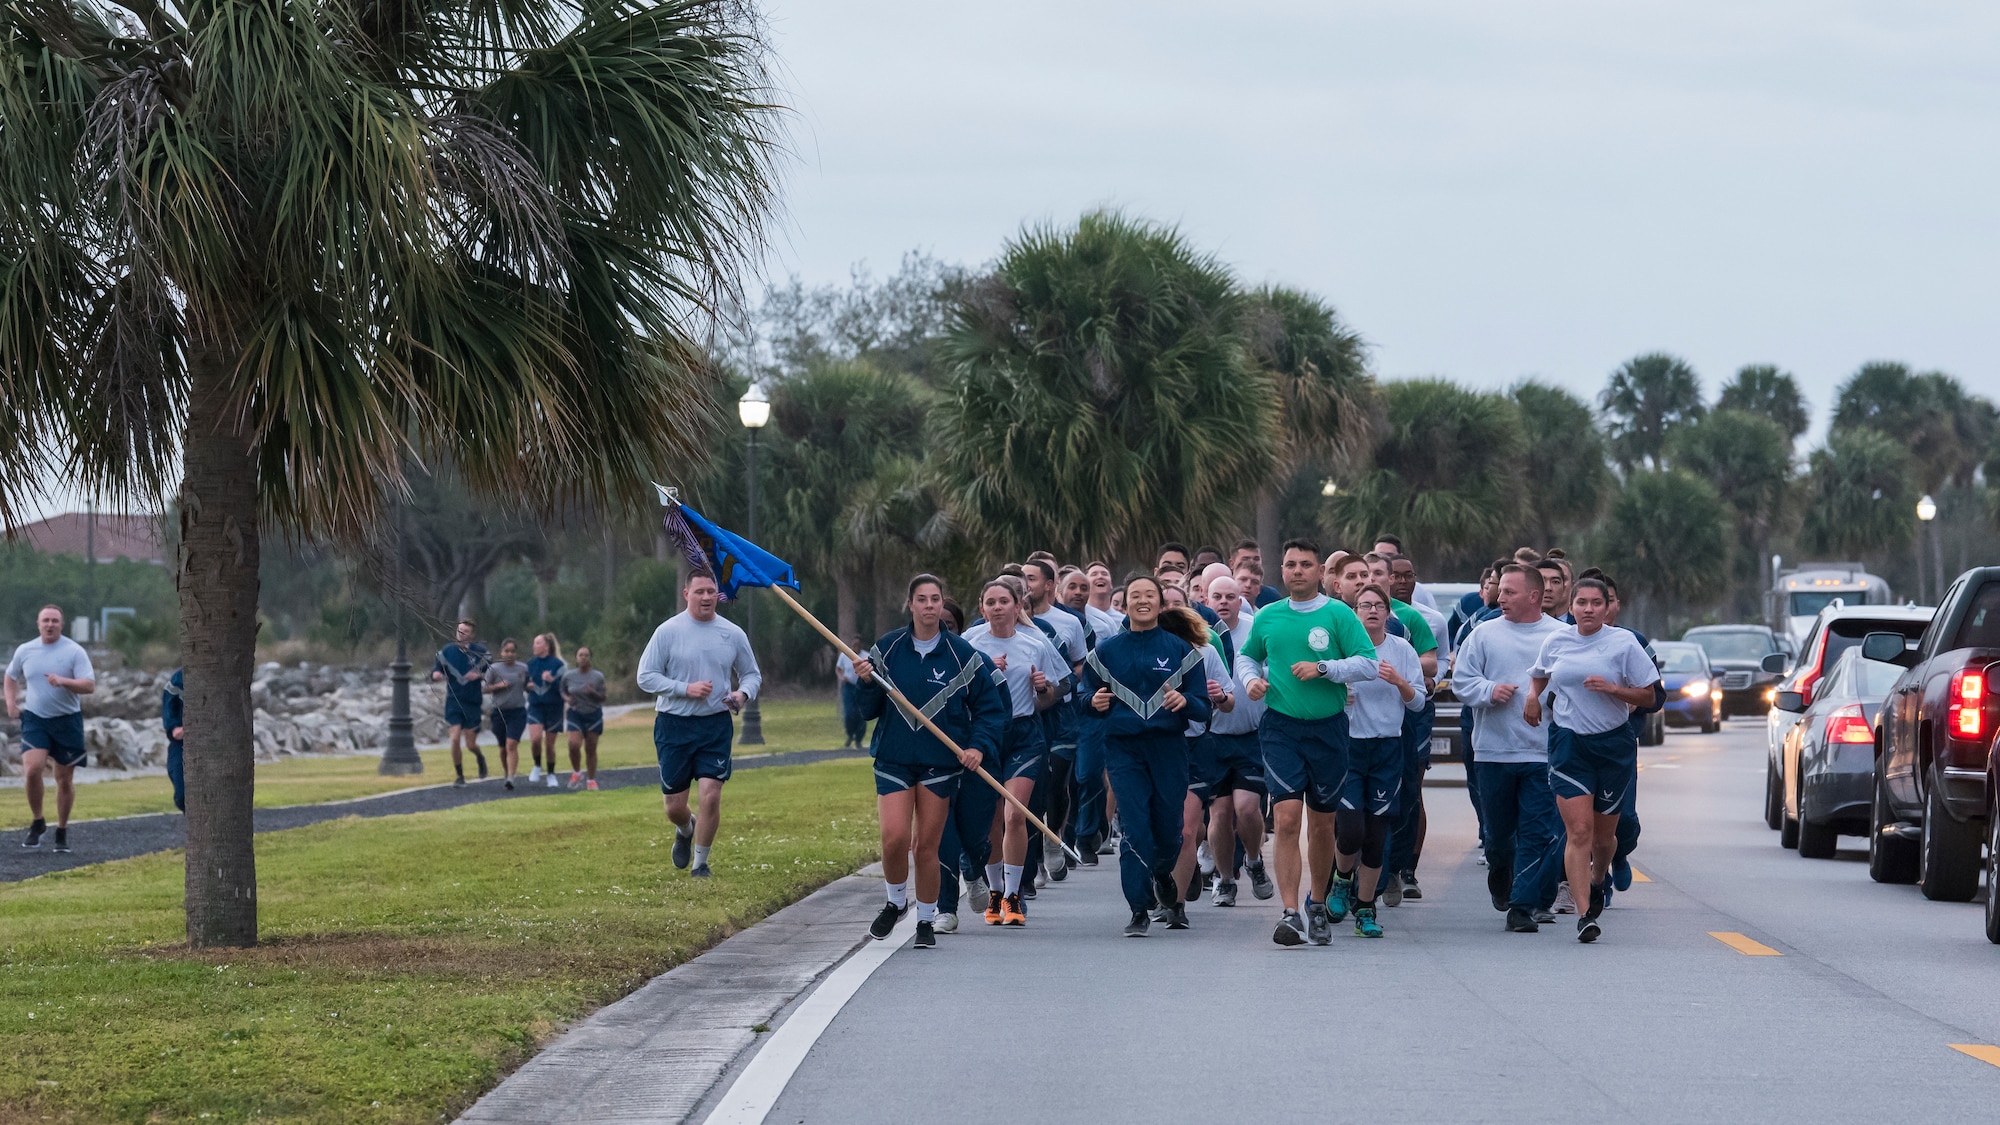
430;624;610;791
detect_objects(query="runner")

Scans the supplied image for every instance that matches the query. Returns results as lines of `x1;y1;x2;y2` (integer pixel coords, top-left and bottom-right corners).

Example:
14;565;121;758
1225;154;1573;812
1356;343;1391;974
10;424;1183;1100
1372;533;1440;612
562;646;608;790
1192;545;1225;573
430;619;490;786
1023;558;1086;887
525;633;566;789
1154;542;1192;577
1229;539;1284;607
963;578;1068;925
932;601;999;934
162;668;185;812
1538;556;1574;622
636;572;763;879
1384;554;1446;904
1082;574;1212;936
836;640;867;749
1526;576;1661;942
7;606;95;852
1084;561;1121;637
483;639;530;789
1326;584;1425;937
1592;569;1661;896
1452;564;1565;933
1232;539;1380;947
1169;609;1234;926
851;574;1007;949
1202;577;1273;904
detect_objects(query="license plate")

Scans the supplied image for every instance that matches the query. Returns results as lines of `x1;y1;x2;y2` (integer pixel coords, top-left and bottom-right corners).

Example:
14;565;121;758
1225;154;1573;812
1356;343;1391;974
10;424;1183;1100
1430;737;1452;757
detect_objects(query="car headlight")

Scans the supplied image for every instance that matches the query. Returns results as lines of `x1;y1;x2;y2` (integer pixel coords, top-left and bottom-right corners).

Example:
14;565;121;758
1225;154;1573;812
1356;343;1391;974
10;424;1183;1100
1763;687;1777;704
1681;679;1709;698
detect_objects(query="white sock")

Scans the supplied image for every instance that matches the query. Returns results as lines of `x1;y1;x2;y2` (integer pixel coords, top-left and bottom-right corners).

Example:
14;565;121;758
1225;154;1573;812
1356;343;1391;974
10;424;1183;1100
916;900;937;923
885;880;909;908
985;863;1004;891
675;817;693;839
691;844;710;869
1003;864;1024;896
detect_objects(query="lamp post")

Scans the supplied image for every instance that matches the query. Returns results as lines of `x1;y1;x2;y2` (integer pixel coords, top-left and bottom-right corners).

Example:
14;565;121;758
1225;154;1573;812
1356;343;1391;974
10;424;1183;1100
1916;494;1937;605
379;502;423;774
737;384;769;745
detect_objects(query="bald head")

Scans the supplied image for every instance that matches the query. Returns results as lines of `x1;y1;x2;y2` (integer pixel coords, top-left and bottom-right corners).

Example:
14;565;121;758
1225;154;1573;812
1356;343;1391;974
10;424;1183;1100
1207;574;1245;625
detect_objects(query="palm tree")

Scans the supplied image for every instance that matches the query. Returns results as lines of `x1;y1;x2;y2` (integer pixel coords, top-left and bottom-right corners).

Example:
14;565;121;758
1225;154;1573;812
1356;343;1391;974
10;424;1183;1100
1600;352;1706;472
1592;470;1729;633
1717;365;1810;445
1332;379;1526;573
0;0;780;945
1799;428;1915;559
1242;286;1379;551
1668;410;1794;616
1510;379;1611;548
936;210;1277;564
1833;363;1990;494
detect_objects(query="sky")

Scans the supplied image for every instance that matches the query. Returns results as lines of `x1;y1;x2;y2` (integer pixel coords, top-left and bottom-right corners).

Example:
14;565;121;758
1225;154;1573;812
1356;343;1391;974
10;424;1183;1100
758;0;2000;440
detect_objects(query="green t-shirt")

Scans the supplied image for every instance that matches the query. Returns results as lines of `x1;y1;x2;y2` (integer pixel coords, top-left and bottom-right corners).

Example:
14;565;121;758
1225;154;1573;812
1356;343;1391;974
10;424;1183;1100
1239;597;1378;721
1392;599;1437;656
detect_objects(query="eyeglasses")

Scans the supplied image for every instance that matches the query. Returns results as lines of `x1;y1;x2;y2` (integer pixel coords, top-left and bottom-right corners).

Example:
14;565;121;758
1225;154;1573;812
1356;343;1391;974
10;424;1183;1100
1355;601;1389;612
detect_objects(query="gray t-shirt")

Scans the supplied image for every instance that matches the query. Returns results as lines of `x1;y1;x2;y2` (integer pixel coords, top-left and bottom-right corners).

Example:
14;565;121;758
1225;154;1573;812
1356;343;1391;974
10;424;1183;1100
484;660;530;710
1452;615;1567;762
963;623;1068;719
561;668;607;715
636;611;764;717
1347;632;1425;739
6;636;94;717
1532;625;1662;737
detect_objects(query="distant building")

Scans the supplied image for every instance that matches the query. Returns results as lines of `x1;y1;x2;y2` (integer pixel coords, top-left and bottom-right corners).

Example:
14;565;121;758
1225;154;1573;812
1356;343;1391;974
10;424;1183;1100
15;512;166;566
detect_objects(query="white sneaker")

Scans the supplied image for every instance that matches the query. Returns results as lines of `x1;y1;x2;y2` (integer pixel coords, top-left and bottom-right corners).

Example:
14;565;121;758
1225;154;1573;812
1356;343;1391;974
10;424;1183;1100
965;877;989;905
1196;840;1215;878
1552;882;1577;915
528;766;543;783
1035;866;1048;889
934;912;959;934
546;773;559;788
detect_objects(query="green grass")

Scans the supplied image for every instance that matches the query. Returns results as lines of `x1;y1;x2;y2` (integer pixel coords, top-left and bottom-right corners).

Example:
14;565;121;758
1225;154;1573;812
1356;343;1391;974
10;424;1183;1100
0;756;879;1124
4;698;849;828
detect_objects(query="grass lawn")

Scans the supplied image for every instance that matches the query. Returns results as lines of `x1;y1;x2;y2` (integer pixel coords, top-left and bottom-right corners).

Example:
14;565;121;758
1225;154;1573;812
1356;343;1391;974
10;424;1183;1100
3;697;849;829
0;756;879;1124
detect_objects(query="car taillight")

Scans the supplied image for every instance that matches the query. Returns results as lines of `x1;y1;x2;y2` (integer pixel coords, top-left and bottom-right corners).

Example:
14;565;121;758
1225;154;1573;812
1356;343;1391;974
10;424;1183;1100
1949;669;1985;740
1825;705;1874;745
1797;633;1829;703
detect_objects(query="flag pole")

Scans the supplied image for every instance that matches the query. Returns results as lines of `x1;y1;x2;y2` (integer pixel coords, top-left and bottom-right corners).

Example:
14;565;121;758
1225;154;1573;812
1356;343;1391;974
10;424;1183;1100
766;584;1084;865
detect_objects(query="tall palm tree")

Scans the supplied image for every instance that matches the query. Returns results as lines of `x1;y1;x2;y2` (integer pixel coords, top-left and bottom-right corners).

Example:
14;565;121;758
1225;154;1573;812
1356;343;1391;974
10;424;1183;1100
1799;428;1915;559
1592;470;1729;633
1717;364;1810;445
0;0;780;945
1600;352;1706;472
1833;362;1990;494
936;210;1277;564
1668;409;1793;616
1510;379;1611;548
1242;286;1379;551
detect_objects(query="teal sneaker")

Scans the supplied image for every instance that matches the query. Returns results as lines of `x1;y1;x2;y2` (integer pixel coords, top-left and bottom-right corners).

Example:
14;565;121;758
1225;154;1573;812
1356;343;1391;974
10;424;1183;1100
1326;871;1355;923
1353;905;1384;938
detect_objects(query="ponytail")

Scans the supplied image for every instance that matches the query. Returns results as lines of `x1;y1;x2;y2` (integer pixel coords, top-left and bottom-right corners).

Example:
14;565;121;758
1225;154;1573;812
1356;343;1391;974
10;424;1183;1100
1157;606;1209;649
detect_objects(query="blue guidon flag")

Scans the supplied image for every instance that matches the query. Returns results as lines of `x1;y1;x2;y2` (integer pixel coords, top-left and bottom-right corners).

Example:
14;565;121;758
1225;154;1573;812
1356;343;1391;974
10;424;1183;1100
654;485;800;603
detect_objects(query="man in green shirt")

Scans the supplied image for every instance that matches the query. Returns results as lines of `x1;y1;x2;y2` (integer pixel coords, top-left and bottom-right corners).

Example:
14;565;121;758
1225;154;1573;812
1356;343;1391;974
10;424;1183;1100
1234;539;1381;947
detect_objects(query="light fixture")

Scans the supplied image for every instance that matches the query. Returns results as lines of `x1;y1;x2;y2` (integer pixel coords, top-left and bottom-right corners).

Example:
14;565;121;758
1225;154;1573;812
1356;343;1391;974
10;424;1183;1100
1320;479;1339;498
1916;494;1937;522
738;384;770;429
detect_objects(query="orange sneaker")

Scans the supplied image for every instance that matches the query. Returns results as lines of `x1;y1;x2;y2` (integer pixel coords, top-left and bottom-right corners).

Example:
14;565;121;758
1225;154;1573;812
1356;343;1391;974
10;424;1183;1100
585;779;599;791
1002;893;1027;926
984;890;1004;925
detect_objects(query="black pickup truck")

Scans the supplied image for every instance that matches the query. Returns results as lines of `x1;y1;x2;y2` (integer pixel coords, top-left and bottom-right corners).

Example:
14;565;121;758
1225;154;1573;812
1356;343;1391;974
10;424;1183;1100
1866;567;2000;933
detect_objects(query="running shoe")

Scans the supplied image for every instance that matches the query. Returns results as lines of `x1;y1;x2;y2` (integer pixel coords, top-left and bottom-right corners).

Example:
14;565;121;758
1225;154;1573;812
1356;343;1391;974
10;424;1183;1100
546;772;559;789
1487;866;1511;912
1325;871;1355;923
1551;882;1576;915
51;827;69;854
1185;871;1202;903
1247;861;1275;901
1401;871;1422;900
1585;881;1607;922
473;753;489;779
1613;855;1633;892
453;775;466;788
1021;882;1037;900
1048;846;1068;881
569;771;584;790
22;820;45;848
672;820;695;869
1151;871;1179;911
1150;905;1171;923
1306;898;1332;945
690;864;712;879
504;779;515;790
1097;836;1118;857
1505;907;1539;933
966;876;990;905
934;912;959;934
985;890;1004;926
868;900;907;939
1125;910;1151;937
1196;840;1215;879
1212;880;1238;907
1475;854;1488;866
1002;893;1027;926
1577;917;1601;944
1078;846;1099;868
1382;877;1403;908
1353;905;1384;938
1166;903;1190;930
529;766;543;783
586;780;599;791
912;920;936;949
1532;909;1556;924
1273;910;1308;947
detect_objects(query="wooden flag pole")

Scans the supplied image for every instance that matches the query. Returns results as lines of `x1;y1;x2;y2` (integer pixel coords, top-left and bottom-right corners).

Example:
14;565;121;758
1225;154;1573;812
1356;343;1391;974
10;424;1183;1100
767;585;1084;864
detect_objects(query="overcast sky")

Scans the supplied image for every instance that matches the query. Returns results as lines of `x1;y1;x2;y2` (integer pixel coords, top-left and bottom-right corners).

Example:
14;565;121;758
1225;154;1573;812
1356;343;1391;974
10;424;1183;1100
760;0;1998;437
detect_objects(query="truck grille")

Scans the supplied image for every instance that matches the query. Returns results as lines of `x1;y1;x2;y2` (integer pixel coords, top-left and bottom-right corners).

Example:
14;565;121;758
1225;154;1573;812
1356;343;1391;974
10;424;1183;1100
1720;671;1753;690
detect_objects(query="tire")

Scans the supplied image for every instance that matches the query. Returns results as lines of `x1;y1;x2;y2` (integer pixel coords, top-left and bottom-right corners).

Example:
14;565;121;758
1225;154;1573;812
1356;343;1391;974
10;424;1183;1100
1702;711;1720;735
1797;802;1839;859
1765;758;1784;831
1984;800;2000;945
1869;770;1919;885
1780;779;1800;849
1919;767;1981;902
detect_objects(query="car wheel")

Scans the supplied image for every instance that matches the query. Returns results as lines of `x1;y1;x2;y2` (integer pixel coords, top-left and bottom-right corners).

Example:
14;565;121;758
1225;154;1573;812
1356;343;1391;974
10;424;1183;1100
1984;796;2000;945
1764;758;1784;830
1702;708;1720;735
1779;768;1800;849
1868;769;1919;885
1797;778;1839;858
1919;766;1981;902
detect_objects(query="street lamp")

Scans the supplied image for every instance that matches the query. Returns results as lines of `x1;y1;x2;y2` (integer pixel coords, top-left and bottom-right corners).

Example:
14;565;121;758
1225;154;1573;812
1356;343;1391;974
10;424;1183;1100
1320;479;1339;498
1916;494;1937;605
379;502;423;774
737;384;768;745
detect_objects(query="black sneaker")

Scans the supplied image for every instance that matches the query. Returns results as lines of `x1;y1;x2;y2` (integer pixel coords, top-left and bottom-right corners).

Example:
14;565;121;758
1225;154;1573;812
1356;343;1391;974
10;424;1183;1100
912;920;936;949
1166;903;1190;930
1585;881;1607;922
504;779;514;790
21;820;45;848
473;753;489;779
453;775;466;788
689;864;712;879
1273;909;1307;946
1151;871;1179;910
1124;910;1151;937
1488;865;1511;911
1505;907;1539;933
672;821;695;869
51;828;69;854
868;900;907;940
1578;917;1602;944
1401;871;1422;900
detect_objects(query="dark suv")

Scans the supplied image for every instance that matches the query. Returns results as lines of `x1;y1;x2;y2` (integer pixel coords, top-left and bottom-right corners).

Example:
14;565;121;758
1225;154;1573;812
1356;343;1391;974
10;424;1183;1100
1682;625;1785;718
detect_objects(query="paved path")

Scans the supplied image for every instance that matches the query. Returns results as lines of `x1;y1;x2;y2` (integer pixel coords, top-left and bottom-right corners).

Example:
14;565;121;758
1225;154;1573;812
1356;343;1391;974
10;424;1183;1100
0;748;861;883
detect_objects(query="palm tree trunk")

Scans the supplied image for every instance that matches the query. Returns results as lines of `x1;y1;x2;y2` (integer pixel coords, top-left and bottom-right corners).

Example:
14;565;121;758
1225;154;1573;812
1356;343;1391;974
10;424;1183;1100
834;567;856;649
178;341;263;948
1255;487;1279;559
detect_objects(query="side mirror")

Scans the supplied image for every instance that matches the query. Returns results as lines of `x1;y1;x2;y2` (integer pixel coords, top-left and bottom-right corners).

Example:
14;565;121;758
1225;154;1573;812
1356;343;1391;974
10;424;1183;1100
1861;632;1907;663
1775;690;1807;713
1761;653;1789;674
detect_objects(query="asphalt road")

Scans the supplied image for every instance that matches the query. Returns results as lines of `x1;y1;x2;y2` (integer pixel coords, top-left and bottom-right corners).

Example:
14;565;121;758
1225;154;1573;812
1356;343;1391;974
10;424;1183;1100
759;723;2000;1124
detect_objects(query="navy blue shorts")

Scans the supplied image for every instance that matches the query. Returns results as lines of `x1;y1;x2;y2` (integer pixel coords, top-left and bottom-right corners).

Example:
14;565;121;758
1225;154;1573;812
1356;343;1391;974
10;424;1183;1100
1259;709;1349;812
1184;733;1219;803
1207;732;1267;797
1340;735;1404;816
444;694;482;731
565;710;604;735
872;759;963;798
1547;723;1638;814
489;706;528;743
1001;715;1047;783
527;699;564;731
20;710;86;768
655;711;734;795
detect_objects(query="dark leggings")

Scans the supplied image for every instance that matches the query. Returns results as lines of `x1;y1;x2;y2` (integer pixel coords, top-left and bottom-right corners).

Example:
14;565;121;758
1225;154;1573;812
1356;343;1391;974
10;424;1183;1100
1334;808;1390;870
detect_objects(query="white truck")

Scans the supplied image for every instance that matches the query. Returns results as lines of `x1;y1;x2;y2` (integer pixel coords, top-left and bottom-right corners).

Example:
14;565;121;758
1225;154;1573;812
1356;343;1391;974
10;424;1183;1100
1767;560;1894;650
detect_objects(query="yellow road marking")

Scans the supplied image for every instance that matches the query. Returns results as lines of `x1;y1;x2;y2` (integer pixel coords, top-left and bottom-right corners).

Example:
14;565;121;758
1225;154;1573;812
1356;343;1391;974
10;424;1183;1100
1630;868;1652;883
1709;931;1782;956
1950;1044;2000;1068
